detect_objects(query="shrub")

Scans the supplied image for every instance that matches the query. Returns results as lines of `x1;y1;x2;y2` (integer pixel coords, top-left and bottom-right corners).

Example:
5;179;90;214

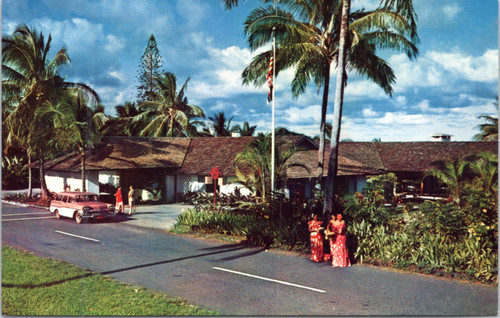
418;201;467;241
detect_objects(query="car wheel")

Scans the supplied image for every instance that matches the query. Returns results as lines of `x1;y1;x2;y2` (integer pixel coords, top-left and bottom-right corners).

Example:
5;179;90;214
55;210;61;219
75;212;83;224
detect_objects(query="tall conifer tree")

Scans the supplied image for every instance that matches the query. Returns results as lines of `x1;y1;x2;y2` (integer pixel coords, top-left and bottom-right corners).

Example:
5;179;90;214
136;34;164;102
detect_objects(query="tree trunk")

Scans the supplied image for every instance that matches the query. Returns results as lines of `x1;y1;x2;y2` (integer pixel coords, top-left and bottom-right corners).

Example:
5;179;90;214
317;63;332;188
39;155;49;200
27;154;32;198
81;149;86;192
323;0;351;218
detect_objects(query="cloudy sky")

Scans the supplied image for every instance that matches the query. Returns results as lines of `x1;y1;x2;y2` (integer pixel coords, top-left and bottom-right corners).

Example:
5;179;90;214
3;0;498;141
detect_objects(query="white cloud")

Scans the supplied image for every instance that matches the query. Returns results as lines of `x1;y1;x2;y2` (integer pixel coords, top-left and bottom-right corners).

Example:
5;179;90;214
190;45;268;98
105;34;125;52
362;106;378;117
395;96;407;106
282;105;321;124
344;80;387;100
442;4;462;20
176;0;210;29
108;70;126;83
427;49;498;82
413;100;430;112
373;112;430;125
389;49;499;93
342;97;497;141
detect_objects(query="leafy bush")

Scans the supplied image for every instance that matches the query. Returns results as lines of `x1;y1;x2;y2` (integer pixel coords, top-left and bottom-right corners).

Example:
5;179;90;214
417;201;467;241
343;190;390;226
2;156;28;190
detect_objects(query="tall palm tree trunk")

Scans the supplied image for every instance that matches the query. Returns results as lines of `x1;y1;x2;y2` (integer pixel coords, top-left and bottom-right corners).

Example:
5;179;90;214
323;0;351;218
81;148;86;192
39;154;49;199
317;63;332;188
27;154;33;197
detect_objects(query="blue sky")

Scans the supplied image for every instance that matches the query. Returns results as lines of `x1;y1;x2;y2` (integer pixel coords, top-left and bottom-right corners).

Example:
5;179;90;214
3;0;498;141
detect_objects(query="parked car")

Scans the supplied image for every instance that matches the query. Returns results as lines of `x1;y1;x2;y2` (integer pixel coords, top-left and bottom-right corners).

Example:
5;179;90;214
50;192;115;224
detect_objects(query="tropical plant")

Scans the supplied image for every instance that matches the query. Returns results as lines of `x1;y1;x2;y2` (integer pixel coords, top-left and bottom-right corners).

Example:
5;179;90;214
232;121;257;136
425;158;468;206
234;133;303;199
101;101;143;136
2;24;100;198
474;99;498;141
240;0;418;216
1;156;28;189
134;72;205;137
136;34;165;102
34;90;104;191
468;152;498;198
208;112;233;137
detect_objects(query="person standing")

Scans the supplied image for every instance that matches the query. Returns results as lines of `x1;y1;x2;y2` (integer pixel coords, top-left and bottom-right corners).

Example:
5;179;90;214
327;213;351;267
128;185;136;215
115;187;124;214
307;214;324;262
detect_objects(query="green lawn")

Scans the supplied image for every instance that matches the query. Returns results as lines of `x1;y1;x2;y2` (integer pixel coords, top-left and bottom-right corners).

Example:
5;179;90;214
2;245;219;316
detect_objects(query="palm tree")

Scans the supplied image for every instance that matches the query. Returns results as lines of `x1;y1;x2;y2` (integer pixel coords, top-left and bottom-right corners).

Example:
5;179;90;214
474;99;498;141
2;24;100;198
426;159;469;206
235;133;303;199
468;152;498;198
101;101;142;136
208;112;234;137
34;90;104;191
233;121;257;136
241;0;418;215
134;72;205;137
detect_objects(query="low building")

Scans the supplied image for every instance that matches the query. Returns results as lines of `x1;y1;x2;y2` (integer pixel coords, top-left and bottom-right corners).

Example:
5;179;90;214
40;136;497;202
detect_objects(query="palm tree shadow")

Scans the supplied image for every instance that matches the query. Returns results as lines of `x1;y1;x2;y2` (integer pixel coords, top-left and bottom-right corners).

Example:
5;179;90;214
2;245;246;289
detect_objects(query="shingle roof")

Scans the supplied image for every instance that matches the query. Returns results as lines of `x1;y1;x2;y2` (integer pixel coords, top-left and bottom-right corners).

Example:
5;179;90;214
374;141;498;171
177;137;256;176
42;137;498;178
44;136;191;171
286;142;384;178
286;141;498;178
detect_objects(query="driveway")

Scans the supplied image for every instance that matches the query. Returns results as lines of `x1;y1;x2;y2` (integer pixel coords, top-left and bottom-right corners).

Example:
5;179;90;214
115;203;193;231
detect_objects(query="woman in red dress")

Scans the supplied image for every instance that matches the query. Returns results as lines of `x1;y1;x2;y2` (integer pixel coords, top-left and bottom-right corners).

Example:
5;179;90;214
327;213;351;267
307;214;324;262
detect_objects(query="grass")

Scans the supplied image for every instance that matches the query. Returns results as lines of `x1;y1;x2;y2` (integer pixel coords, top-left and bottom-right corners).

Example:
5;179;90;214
2;245;219;316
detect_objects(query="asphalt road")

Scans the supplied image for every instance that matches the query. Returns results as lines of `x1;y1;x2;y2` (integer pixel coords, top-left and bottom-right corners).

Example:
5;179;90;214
2;203;497;316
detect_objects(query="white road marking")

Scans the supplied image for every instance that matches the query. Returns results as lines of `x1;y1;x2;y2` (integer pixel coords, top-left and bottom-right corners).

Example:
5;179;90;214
212;267;326;293
2;212;52;216
55;230;100;242
2;216;54;221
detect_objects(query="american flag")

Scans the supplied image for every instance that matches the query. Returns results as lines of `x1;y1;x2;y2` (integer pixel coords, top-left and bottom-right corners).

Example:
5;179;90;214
266;56;273;103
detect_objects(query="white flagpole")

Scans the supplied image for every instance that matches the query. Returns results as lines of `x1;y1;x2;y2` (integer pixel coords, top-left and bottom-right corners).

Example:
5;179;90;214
271;26;276;193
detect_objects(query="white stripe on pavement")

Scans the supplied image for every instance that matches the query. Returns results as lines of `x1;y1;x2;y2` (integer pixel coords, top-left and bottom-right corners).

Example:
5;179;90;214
212;267;326;293
2;216;54;221
55;230;100;242
2;212;52;216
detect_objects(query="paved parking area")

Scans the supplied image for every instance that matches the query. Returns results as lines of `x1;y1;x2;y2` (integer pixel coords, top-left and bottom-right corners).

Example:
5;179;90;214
2;188;193;231
115;203;193;231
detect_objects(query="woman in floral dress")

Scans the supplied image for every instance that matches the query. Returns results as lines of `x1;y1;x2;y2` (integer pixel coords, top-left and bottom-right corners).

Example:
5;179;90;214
307;214;324;262
327;213;351;267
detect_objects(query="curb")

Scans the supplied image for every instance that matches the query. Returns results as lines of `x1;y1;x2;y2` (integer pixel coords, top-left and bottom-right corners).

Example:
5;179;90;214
2;200;50;210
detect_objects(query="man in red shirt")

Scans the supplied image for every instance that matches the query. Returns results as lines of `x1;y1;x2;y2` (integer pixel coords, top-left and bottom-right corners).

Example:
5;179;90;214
115;187;124;214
